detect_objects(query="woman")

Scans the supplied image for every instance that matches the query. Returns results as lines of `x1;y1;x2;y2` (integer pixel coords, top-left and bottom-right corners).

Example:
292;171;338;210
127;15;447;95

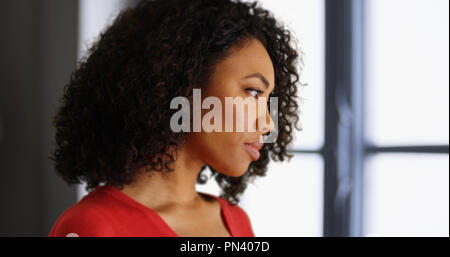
49;0;301;237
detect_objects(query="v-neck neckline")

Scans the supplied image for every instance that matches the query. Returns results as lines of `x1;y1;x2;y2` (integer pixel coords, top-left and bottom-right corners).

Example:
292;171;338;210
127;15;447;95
101;185;234;237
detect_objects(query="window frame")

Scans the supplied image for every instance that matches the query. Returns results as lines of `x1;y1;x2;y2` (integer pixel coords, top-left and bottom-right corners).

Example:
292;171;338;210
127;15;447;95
321;0;449;237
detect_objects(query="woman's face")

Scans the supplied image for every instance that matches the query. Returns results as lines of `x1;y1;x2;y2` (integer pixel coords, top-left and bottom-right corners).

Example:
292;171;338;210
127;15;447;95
186;38;275;177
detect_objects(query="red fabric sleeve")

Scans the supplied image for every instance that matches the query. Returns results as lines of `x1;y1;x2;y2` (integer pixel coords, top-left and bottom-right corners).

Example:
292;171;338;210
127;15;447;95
49;205;118;237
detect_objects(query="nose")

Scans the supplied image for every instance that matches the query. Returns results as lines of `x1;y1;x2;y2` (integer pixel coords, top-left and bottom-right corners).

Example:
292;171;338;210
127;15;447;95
257;101;275;135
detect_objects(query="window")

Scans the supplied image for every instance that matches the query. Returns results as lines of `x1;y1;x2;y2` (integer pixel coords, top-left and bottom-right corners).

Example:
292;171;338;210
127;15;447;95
363;0;449;236
322;0;448;237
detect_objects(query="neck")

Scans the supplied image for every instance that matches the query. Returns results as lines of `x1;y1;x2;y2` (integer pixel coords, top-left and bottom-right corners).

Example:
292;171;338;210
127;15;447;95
118;143;206;210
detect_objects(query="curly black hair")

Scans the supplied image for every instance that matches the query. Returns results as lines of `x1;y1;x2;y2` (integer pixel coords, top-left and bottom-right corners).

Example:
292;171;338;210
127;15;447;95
51;0;303;205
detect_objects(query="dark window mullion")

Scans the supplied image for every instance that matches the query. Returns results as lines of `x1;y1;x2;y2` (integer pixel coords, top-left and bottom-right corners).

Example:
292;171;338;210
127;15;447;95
324;0;365;237
366;145;449;154
287;149;323;154
350;0;365;237
325;0;353;237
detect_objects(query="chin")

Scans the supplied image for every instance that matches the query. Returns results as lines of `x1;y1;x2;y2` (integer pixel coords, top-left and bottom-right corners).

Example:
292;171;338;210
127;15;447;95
216;162;250;178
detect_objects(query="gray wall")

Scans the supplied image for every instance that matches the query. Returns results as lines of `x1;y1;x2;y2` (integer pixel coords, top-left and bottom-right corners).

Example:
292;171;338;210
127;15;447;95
0;0;79;236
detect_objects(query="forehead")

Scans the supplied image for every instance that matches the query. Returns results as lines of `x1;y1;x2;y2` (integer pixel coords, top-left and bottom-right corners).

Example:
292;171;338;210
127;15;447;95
211;38;275;89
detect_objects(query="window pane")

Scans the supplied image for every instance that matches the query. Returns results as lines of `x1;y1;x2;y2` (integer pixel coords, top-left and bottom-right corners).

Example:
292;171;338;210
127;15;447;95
365;0;449;146
240;154;324;236
252;0;325;150
363;153;449;236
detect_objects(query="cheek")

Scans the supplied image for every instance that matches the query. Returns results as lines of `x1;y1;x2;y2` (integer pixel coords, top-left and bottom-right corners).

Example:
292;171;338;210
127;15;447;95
196;131;251;176
235;104;245;130
193;97;256;176
233;100;258;132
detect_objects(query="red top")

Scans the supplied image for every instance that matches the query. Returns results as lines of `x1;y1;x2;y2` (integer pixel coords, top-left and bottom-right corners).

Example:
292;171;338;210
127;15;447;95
49;185;255;237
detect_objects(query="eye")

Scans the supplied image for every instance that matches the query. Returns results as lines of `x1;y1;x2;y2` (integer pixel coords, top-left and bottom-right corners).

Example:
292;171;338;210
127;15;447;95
245;88;263;98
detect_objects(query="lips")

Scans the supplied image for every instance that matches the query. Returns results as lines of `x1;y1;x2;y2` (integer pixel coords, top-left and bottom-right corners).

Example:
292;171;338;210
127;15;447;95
244;141;264;161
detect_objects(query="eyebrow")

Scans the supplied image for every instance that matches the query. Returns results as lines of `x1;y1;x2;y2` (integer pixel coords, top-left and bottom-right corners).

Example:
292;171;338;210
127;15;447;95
241;73;270;89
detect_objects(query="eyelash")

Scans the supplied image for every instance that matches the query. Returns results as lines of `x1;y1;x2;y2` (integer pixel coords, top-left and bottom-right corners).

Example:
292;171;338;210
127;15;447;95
245;88;263;98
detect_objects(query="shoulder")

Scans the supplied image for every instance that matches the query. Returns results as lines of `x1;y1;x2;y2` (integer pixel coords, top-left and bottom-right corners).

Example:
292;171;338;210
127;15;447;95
49;189;118;237
216;196;255;237
225;202;252;226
